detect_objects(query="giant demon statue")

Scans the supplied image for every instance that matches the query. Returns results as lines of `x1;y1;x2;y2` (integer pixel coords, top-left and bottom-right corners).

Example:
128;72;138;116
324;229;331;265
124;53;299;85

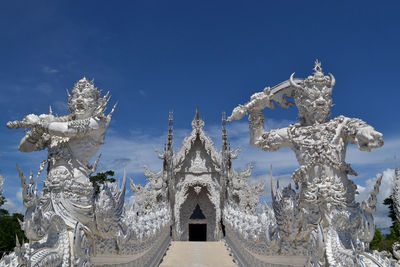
228;61;385;266
5;78;116;266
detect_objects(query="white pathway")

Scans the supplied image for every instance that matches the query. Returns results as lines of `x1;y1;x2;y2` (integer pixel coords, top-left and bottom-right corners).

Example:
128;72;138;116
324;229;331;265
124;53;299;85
159;241;237;267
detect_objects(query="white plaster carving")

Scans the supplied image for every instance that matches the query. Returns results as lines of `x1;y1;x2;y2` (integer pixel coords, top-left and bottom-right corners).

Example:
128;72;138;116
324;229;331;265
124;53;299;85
1;78;171;267
227;61;393;266
194;186;202;194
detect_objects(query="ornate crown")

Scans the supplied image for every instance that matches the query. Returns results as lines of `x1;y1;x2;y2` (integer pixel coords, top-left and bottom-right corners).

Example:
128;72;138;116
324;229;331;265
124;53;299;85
67;77;111;117
290;60;335;94
69;77;101;99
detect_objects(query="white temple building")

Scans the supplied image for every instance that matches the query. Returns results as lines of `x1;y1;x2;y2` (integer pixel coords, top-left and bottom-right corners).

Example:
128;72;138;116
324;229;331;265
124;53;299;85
132;108;263;242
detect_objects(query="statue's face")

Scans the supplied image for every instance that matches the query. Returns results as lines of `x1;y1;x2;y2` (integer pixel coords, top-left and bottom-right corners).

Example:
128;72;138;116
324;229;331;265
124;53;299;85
290;61;335;125
295;85;332;125
68;88;98;119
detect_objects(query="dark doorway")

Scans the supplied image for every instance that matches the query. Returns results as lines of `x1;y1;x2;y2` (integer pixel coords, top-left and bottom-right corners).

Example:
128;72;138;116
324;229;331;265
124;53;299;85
189;224;207;241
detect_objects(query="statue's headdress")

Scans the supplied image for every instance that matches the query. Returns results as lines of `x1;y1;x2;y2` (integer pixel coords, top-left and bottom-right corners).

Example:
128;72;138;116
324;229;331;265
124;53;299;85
69;77;101;99
67;77;111;118
289;60;335;99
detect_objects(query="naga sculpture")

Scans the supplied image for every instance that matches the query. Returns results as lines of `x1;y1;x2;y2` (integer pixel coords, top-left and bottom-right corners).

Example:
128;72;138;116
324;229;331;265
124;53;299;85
228;61;389;266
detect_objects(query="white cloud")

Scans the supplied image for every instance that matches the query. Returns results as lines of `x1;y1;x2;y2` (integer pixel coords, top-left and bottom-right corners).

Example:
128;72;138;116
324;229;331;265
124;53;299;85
42;66;59;74
347;138;400;167
2;198;25;214
98;132;165;183
16;188;23;204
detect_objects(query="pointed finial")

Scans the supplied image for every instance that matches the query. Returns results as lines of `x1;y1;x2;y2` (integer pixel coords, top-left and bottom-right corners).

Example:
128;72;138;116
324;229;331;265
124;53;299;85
168;111;173;152
49;106;53;115
313;59;325;80
222;112;228;153
195;107;200;120
191;107;205;130
169;110;173;124
314;59;322;73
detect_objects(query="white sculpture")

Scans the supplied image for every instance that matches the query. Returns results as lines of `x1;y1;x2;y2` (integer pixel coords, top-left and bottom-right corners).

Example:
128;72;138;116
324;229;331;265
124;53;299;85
227;61;391;266
1;78;172;267
4;78;115;266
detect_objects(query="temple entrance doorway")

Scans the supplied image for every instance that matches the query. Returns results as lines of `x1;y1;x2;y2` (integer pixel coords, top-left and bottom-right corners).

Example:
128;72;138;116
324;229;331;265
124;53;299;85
189;224;207;241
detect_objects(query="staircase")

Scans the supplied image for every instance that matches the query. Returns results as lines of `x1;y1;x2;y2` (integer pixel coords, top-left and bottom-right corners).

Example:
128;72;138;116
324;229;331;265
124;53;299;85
159;241;237;267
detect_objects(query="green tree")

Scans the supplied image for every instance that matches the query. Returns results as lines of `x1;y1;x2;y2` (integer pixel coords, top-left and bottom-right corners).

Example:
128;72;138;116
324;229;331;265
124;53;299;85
89;170;116;196
0;183;28;256
370;228;384;250
370;196;400;253
0;196;7;217
0;195;5;207
384;197;397;225
0;213;26;256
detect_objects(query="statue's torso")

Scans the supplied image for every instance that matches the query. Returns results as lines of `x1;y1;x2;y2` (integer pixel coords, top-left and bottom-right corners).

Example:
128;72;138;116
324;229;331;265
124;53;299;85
288;116;357;207
43;125;106;228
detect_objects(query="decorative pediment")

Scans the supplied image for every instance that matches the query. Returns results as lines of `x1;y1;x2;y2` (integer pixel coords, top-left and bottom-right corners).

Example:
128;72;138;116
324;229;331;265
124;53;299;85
173;109;222;172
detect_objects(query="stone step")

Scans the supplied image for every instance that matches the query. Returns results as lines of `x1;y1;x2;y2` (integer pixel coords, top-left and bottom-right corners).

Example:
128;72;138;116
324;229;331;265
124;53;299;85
159;241;237;267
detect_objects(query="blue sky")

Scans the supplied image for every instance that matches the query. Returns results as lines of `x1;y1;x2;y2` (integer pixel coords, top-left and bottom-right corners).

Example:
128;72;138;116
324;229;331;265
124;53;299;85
0;1;399;229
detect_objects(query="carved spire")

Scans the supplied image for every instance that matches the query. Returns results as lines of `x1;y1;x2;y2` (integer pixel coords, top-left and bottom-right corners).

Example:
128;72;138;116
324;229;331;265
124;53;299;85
195;107;200;120
168;111;173;152
191;107;205;130
222;112;228;153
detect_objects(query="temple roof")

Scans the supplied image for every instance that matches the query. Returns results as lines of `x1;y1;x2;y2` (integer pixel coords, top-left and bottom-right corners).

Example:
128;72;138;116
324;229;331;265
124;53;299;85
173;109;222;172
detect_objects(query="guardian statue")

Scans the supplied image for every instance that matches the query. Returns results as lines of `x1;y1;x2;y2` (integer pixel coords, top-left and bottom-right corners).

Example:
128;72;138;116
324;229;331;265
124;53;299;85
228;61;385;266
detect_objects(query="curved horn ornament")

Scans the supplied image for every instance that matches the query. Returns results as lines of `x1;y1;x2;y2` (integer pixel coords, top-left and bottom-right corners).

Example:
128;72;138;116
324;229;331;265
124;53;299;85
329;73;335;88
290;73;302;89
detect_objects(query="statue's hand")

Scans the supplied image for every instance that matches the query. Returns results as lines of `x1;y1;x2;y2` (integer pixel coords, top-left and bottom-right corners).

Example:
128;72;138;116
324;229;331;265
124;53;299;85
23;114;40;126
7;114;40;129
355;126;383;151
227;105;247;122
228;88;273;122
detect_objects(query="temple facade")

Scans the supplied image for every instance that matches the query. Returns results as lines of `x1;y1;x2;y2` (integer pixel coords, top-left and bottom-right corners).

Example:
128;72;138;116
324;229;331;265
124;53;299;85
131;108;265;242
137;109;250;241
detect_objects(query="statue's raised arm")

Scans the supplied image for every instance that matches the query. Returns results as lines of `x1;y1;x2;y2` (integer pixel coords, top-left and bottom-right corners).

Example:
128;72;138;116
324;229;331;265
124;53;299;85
227;68;304;151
